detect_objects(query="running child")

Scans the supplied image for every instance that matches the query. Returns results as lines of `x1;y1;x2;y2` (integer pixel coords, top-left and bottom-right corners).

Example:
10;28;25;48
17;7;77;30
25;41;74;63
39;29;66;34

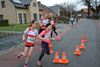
39;15;49;34
17;20;38;67
37;23;54;66
50;17;60;41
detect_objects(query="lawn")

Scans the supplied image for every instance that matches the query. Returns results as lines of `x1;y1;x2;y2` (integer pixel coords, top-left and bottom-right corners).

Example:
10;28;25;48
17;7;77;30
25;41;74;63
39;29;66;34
0;24;40;32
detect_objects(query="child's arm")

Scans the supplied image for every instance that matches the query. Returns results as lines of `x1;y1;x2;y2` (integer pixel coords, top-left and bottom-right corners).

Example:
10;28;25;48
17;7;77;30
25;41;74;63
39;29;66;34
22;34;26;41
38;35;46;41
22;28;29;41
37;30;47;41
49;37;55;41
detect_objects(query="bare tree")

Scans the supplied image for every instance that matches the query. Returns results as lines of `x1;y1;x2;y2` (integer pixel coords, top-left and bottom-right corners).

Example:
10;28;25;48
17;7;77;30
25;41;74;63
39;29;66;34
59;2;76;16
79;0;100;17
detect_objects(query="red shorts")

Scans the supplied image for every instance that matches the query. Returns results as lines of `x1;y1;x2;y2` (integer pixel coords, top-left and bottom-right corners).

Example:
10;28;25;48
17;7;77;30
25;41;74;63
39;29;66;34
25;42;34;47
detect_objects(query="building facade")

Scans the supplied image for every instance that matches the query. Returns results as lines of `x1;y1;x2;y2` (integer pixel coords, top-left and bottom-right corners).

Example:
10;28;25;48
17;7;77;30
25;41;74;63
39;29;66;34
0;0;41;24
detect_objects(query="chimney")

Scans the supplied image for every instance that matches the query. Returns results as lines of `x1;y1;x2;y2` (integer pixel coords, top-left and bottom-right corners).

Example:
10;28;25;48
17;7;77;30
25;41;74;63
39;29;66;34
38;1;41;4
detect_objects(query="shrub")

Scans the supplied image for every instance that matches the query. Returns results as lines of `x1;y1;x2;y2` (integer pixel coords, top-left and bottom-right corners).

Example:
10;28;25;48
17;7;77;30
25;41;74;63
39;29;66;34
0;20;9;27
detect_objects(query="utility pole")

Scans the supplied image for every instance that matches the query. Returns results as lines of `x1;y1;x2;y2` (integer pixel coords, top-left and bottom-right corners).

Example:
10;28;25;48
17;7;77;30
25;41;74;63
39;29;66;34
87;0;90;17
95;0;98;16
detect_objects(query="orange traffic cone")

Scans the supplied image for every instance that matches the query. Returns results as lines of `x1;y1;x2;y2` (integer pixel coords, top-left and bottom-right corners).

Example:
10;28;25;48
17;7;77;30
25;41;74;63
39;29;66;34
80;40;86;49
53;52;61;63
61;52;69;64
74;45;81;56
50;47;54;54
83;34;87;42
48;43;53;54
49;43;53;48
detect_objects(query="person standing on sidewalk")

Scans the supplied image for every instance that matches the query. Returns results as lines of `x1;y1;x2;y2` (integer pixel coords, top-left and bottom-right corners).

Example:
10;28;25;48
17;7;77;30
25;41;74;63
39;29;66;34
70;16;74;26
17;20;38;67
37;23;54;66
76;15;79;23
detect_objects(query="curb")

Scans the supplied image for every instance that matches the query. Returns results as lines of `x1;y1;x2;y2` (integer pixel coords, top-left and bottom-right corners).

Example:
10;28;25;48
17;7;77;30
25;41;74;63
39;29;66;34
0;43;23;56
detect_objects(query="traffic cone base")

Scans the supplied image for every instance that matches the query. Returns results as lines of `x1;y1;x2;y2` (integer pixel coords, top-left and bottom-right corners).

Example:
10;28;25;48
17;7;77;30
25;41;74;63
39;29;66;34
53;59;62;63
61;59;69;64
80;45;86;49
74;51;81;56
61;52;69;64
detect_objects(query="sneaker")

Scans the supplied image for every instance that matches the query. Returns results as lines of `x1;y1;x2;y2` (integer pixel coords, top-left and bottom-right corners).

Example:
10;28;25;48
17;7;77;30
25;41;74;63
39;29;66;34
37;61;41;66
17;53;22;59
24;64;28;67
56;36;61;41
51;38;55;41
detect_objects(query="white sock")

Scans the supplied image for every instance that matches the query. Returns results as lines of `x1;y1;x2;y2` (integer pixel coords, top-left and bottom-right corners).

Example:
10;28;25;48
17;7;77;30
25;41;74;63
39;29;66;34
21;52;25;56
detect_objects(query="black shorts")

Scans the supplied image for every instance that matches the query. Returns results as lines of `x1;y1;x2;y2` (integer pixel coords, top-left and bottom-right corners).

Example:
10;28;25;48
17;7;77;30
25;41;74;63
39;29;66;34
41;41;50;55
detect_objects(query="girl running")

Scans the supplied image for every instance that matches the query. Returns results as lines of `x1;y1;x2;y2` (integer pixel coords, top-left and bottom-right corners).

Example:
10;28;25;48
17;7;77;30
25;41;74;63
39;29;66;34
39;16;49;34
37;23;54;66
50;17;60;41
50;17;58;37
17;20;38;67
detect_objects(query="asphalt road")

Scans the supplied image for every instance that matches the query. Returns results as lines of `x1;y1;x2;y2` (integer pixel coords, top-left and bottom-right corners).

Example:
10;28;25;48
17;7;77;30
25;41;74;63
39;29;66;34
0;19;100;67
0;33;22;51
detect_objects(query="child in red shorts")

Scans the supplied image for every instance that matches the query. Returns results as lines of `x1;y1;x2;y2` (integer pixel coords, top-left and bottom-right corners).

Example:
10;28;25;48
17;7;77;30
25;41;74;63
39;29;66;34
17;20;38;67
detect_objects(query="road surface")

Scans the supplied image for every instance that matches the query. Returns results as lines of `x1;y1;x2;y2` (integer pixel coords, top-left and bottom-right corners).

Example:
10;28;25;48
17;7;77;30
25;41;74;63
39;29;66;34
0;18;100;67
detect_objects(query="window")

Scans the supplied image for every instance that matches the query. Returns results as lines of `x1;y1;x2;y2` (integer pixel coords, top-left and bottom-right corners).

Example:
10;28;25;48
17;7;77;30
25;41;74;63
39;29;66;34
23;14;27;24
1;1;6;8
0;15;3;20
39;14;42;20
18;13;22;24
33;3;37;7
33;13;37;20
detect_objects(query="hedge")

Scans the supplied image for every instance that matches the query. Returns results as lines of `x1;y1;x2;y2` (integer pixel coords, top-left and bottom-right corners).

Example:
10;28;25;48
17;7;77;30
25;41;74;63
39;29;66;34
0;20;9;27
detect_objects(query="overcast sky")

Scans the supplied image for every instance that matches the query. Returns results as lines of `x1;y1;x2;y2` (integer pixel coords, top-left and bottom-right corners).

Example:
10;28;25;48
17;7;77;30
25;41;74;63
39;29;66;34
37;0;77;6
37;0;87;11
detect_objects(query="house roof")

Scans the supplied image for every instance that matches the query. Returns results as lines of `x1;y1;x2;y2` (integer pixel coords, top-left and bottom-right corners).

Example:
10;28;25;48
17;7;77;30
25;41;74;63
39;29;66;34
38;2;57;15
49;5;60;15
9;0;31;9
19;0;32;5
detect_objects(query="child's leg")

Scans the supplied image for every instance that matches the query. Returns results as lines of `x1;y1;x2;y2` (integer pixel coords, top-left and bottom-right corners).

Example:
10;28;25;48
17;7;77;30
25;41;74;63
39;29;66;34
53;27;58;36
71;21;73;25
17;46;29;59
50;30;53;38
38;41;46;61
38;45;45;65
23;46;30;57
25;47;34;64
38;50;45;61
38;41;50;65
